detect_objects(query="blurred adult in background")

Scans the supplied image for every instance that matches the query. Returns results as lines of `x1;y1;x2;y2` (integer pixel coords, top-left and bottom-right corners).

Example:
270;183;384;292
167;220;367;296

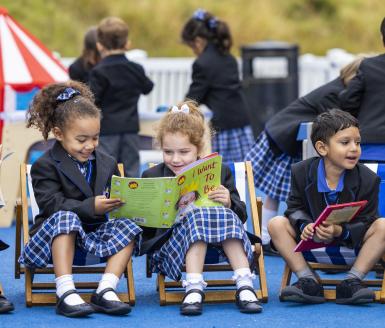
69;27;101;84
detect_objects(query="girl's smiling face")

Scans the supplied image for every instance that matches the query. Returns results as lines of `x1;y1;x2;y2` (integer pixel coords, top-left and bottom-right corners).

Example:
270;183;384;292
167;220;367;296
162;132;199;174
53;116;100;162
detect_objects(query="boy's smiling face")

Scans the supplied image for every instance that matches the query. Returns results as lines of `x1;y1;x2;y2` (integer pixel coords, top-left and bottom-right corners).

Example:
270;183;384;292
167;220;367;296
316;126;361;172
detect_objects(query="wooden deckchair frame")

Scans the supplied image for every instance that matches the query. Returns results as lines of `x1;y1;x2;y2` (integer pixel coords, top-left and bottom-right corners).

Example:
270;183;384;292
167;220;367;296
148;161;268;305
15;163;136;307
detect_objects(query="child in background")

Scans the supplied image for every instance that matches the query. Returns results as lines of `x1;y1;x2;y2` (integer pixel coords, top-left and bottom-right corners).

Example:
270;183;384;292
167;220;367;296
19;81;142;317
246;57;364;255
140;101;262;315
89;17;154;177
182;9;254;165
268;109;385;305
69;26;101;84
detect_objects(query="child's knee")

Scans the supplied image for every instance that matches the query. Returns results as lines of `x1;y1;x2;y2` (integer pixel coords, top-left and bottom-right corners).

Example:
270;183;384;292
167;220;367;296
267;216;288;236
372;218;385;238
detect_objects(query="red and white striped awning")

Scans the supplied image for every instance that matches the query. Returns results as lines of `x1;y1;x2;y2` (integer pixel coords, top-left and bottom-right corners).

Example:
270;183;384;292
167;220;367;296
0;7;68;91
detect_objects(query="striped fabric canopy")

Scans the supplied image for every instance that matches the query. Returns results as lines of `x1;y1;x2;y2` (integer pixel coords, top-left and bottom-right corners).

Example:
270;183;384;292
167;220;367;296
0;7;68;91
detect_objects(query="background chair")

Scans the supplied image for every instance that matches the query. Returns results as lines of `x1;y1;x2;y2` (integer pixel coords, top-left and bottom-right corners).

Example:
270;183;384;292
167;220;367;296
280;162;385;303
14;163;136;307
147;161;268;305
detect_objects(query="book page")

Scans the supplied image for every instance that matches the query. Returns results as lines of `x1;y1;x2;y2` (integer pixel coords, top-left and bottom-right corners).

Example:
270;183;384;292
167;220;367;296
175;155;222;209
109;176;179;228
325;206;361;225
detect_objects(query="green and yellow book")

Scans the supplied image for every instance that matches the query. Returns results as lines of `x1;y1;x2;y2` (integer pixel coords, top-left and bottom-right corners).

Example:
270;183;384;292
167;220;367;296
109;153;222;228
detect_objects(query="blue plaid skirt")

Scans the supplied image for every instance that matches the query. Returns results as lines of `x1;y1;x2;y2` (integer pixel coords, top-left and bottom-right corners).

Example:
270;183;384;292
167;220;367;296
246;131;296;202
19;211;142;268
150;207;254;281
211;125;254;165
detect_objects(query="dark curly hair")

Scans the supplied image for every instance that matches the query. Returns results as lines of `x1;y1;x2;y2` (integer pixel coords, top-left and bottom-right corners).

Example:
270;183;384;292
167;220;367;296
181;9;232;54
26;80;101;140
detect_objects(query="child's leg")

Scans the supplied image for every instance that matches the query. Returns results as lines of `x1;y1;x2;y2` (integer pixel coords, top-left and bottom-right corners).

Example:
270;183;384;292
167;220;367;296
183;241;208;305
222;239;259;304
261;196;279;246
348;219;385;278
268;216;324;303
335;219;385;304
52;232;85;306
97;241;135;302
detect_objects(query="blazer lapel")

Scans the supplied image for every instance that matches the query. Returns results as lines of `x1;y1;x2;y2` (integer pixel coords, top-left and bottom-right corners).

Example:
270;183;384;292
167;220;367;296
51;142;94;197
94;150;112;196
304;158;325;218
339;168;359;203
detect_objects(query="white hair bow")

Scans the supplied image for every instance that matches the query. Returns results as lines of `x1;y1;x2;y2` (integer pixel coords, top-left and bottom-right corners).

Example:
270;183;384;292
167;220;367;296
171;104;190;114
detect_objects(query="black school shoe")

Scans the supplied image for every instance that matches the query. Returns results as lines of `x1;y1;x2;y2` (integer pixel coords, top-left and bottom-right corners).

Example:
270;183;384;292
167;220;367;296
336;278;375;305
0;294;14;314
90;287;131;315
262;243;280;257
280;278;325;304
235;286;263;313
180;289;205;316
56;290;94;318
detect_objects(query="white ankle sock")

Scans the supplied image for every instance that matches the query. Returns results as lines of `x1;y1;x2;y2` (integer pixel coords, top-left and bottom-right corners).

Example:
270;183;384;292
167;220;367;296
262;207;278;245
55;274;85;306
97;273;120;302
182;273;207;304
233;268;258;302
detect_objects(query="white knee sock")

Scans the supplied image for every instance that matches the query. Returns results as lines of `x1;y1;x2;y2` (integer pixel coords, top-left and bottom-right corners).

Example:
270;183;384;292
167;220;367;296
262;207;278;245
182;273;207;304
233;268;258;302
97;273;120;302
55;274;85;306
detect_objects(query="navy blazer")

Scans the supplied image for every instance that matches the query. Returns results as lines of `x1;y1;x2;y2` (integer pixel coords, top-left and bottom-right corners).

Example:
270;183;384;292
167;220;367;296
89;54;154;135
138;162;251;255
285;157;380;248
339;54;385;143
186;43;250;131
265;78;344;157
30;141;119;236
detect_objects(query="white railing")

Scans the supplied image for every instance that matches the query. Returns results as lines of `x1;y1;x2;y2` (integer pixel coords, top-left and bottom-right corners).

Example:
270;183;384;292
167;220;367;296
2;48;357;122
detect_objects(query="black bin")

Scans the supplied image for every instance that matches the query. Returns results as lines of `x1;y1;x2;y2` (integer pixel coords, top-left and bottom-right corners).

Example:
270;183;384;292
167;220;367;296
241;41;299;137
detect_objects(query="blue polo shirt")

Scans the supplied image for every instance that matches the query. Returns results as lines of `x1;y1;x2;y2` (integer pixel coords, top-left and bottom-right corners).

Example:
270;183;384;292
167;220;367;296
315;158;350;240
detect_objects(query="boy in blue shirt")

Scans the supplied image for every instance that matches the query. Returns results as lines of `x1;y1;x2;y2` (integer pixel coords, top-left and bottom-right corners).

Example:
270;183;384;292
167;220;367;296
268;109;385;304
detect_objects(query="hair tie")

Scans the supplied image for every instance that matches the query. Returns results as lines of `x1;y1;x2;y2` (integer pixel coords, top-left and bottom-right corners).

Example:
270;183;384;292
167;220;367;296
171;104;190;114
208;17;217;29
56;87;81;102
192;8;206;21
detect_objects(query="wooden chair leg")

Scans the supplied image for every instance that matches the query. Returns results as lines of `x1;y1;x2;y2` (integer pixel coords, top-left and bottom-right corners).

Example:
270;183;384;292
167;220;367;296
25;268;33;307
279;264;292;301
158;274;166;306
256;248;268;302
0;282;3;295
380;267;385;303
126;258;135;305
15;202;22;279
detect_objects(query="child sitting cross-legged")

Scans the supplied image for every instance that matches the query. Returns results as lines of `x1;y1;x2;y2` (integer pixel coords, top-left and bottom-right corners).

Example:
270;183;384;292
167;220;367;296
140;101;262;315
268;109;385;305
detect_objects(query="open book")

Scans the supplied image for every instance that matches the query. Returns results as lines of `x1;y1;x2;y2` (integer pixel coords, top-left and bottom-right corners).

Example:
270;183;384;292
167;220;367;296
109;153;222;228
294;200;368;252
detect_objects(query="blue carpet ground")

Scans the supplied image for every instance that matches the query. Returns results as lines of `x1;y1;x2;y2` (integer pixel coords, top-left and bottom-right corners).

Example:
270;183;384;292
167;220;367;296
1;226;385;328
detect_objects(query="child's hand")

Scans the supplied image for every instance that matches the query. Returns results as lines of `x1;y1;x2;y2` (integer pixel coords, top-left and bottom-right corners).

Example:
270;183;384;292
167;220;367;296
95;195;124;215
315;223;342;241
301;223;315;241
208;185;231;208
